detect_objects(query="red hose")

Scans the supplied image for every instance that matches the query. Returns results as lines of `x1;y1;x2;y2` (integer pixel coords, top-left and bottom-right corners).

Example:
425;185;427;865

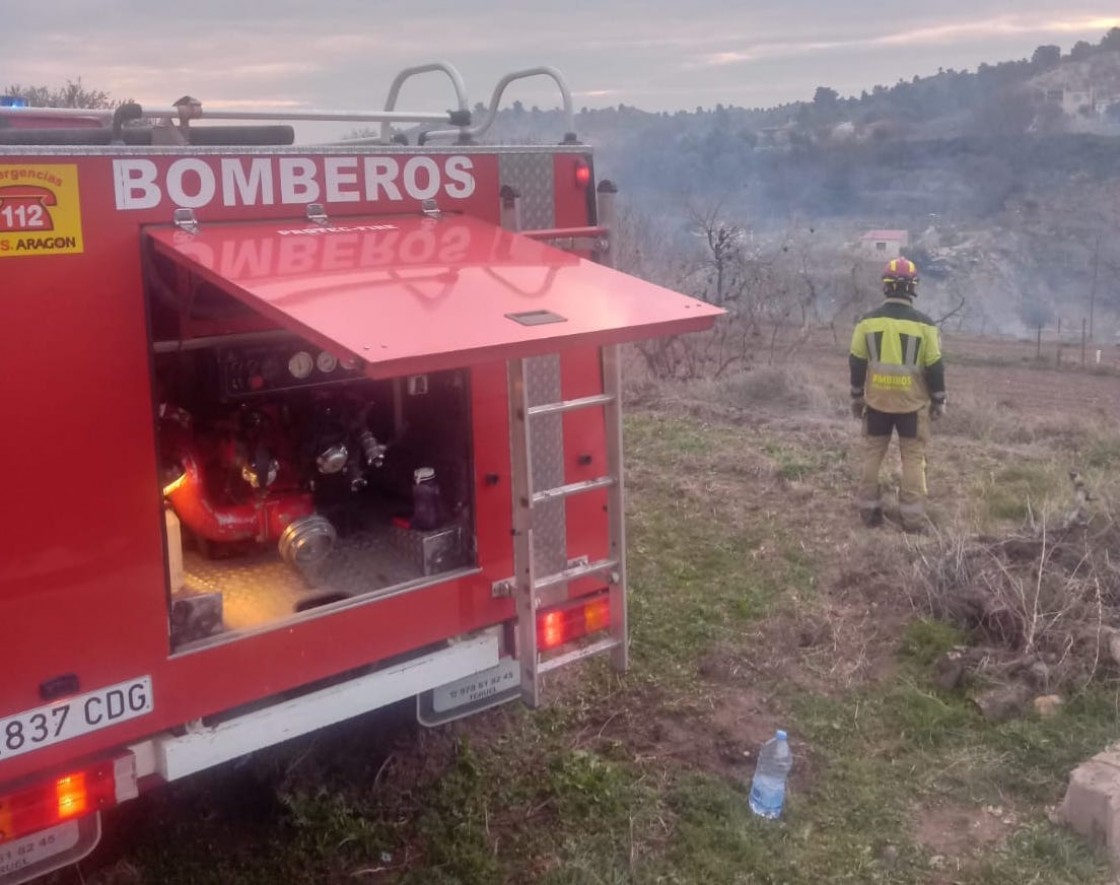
162;433;313;544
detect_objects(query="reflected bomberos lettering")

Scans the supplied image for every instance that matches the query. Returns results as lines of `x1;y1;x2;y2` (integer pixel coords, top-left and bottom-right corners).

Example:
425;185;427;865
277;236;319;275
437;225;470;263
221;237;272;277
211;224;473;278
319;233;357;272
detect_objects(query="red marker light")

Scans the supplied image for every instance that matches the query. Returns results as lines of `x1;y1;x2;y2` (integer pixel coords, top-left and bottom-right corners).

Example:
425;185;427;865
540;611;564;649
0;755;135;845
536;594;612;651
574;161;591;188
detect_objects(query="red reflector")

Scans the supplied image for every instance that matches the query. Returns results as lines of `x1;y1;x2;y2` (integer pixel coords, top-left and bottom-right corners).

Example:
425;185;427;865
537;596;611;651
541;610;565;649
574;161;591;188
0;761;122;845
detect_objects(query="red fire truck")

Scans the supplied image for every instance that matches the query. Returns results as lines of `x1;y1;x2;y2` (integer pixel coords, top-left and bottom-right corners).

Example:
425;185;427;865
0;64;720;882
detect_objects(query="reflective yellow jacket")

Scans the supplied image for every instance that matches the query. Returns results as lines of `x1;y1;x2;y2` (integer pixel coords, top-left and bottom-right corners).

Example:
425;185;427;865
849;297;946;413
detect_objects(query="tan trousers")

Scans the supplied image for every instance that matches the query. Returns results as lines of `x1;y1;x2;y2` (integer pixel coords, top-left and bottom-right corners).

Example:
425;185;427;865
857;408;930;529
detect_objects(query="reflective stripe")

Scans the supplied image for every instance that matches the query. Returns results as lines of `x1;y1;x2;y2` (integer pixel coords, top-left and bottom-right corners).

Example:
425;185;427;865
865;332;879;363
857;497;882;510
868;362;916;376
899;502;925;516
904;334;919;367
851;386;864;397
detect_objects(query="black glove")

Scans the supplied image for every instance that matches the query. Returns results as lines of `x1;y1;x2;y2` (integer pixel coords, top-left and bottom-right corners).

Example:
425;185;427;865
850;398;865;420
930;399;946;420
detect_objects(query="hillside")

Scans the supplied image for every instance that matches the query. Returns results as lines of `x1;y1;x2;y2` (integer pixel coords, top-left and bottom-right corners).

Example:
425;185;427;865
480;29;1120;337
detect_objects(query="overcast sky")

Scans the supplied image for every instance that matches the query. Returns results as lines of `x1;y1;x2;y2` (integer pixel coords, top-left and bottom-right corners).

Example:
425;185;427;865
3;2;1119;138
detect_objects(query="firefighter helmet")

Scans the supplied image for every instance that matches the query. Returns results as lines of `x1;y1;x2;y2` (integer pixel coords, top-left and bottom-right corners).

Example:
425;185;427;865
882;257;919;296
882;257;918;284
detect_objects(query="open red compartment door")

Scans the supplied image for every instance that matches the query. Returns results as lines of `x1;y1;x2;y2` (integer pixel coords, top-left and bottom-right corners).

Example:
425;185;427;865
144;214;722;377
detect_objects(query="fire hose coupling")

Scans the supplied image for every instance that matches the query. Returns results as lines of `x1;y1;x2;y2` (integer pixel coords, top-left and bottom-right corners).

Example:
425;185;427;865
316;443;349;475
278;514;337;568
359;429;387;468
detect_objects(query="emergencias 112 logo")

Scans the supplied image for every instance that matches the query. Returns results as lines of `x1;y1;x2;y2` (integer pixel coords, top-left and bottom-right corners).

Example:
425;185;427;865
0;164;84;257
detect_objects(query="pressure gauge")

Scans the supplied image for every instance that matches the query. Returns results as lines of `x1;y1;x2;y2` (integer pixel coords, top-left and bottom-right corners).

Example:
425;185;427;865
288;351;314;379
316;351;338;374
340;355;359;371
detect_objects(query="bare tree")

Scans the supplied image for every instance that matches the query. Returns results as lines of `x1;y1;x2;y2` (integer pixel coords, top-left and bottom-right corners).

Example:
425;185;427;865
3;78;118;109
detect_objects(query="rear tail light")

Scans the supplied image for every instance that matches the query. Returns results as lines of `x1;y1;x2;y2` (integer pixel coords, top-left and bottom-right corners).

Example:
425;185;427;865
0;755;135;845
55;773;90;819
574;160;591;189
537;596;611;651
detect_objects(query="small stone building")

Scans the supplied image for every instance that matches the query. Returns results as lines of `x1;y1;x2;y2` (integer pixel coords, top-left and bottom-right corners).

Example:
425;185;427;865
860;229;909;259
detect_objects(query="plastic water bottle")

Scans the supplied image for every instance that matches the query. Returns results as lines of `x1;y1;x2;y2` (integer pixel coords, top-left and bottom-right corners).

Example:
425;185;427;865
749;730;792;819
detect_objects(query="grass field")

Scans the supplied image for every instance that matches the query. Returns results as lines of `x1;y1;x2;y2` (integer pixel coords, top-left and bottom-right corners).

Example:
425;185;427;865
57;337;1120;885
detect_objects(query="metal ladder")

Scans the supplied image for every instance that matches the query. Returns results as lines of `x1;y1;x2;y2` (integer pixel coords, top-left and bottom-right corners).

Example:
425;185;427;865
505;346;628;707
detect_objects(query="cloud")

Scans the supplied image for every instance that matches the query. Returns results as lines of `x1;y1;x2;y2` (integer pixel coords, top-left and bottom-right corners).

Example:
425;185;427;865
874;15;1120;47
228;63;321;78
701;52;754;67
3;4;1119;115
682;13;1120;72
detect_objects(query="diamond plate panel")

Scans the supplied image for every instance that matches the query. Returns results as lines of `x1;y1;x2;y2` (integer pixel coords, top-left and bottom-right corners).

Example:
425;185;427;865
177;525;462;635
525;354;567;576
525;353;562;408
498;152;555;231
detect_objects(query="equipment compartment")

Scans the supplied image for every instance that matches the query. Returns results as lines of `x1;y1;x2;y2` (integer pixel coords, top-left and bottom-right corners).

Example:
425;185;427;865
148;267;476;651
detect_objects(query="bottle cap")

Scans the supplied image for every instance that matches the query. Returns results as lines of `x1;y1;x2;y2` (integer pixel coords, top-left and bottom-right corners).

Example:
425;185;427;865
776;730;788;741
414;467;435;484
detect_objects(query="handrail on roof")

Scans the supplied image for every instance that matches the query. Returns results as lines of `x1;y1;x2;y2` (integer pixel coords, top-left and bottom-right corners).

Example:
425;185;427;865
420;66;577;145
378;62;471;144
0;61;579;145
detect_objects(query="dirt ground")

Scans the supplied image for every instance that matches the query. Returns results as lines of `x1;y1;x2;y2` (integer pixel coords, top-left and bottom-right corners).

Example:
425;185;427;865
51;332;1120;884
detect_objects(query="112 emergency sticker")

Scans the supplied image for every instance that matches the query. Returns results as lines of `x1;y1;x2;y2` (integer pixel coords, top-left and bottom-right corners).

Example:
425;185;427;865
0;164;84;257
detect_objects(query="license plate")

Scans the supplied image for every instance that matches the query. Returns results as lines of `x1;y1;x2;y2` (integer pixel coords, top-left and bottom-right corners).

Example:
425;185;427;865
0;677;152;762
432;658;519;713
0;816;103;885
0;820;80;879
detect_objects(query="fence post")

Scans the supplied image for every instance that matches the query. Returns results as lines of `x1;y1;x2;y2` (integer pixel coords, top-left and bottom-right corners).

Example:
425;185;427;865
1081;319;1087;365
1036;325;1042;360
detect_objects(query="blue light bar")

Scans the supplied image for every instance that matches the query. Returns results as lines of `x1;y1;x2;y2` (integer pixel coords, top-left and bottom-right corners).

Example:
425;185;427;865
0;96;29;108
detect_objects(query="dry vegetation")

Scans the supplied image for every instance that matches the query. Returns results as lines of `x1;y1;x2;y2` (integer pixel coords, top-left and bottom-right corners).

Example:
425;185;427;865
911;510;1120;702
59;330;1120;885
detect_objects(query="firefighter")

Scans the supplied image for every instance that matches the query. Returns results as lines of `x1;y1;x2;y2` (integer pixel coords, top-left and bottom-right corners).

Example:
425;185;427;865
849;257;946;531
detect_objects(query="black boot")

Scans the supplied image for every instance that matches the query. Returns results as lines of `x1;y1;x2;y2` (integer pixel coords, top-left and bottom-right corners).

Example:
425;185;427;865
860;507;884;527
